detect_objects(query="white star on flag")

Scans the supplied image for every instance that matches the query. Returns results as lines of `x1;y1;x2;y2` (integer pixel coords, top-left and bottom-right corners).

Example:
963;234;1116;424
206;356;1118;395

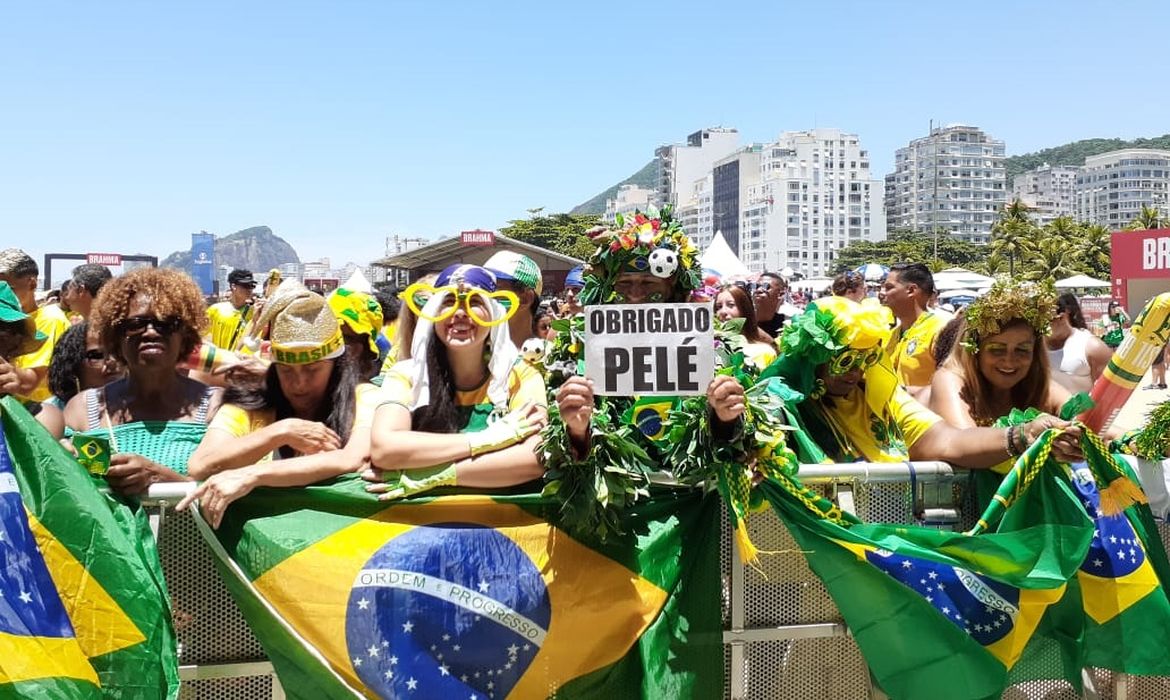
17;591;32;604
406;677;418;690
439;664;450;676
384;670;393;680
367;645;379;658
390;656;398;665
358;598;370;610
402;621;414;633
478;580;490;593
507;643;520;656
352;657;362;667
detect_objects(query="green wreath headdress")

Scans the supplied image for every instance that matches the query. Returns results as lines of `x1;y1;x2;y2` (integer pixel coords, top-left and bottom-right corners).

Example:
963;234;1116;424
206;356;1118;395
578;205;702;305
959;279;1056;354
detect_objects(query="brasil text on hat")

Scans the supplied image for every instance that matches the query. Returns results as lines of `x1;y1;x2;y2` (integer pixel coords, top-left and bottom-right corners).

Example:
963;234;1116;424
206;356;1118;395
245;279;344;364
483;251;543;296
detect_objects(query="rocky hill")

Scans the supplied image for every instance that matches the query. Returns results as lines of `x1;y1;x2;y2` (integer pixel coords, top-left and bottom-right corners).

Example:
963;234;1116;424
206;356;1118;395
161;226;300;273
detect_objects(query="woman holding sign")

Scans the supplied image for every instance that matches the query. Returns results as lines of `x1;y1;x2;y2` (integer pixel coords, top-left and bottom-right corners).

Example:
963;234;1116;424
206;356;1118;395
364;264;547;500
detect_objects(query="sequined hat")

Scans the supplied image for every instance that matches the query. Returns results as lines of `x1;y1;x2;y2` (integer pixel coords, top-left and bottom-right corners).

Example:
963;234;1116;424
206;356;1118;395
247;280;344;365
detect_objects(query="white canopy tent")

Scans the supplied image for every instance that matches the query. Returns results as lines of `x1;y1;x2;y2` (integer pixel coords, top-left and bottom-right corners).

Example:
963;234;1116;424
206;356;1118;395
340;268;374;293
933;267;995;292
1054;274;1111;289
700;231;751;279
791;277;834;294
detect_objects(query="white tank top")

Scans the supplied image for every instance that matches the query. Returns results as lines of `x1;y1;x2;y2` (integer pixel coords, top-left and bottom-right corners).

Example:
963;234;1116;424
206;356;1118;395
1048;328;1093;394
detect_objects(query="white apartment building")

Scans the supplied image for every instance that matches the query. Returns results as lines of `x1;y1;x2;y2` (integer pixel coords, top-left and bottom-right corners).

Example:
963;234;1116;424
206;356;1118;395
1011;164;1080;224
740;129;885;277
603;184;657;223
884;125;1006;243
654;128;739;210
676;175;713;248
1076;149;1170;230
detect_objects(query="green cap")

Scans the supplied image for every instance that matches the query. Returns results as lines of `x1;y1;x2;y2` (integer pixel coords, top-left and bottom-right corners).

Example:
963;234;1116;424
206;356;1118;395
483;251;543;296
0;281;46;342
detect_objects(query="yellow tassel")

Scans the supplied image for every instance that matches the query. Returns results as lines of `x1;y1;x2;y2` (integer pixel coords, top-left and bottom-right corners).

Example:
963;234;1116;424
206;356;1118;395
734;519;759;567
1098;477;1148;517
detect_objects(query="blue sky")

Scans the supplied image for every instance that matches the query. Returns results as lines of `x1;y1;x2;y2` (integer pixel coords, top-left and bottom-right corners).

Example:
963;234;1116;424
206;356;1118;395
3;0;1168;277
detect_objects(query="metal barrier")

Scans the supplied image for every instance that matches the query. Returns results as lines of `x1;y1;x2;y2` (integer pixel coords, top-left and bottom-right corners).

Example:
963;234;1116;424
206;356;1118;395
141;463;1170;700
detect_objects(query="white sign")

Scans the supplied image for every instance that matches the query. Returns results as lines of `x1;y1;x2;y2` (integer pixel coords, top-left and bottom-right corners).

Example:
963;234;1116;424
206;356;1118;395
584;303;715;396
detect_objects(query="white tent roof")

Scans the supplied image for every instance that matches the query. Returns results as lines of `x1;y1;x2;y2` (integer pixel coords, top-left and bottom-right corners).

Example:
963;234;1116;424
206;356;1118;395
791;277;834;293
700;231;750;278
341;268;374;293
1054;274;1110;289
933;267;995;291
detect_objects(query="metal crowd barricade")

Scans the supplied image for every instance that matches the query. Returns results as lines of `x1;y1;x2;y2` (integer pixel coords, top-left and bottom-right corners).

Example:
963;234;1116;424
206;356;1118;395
141;464;1170;700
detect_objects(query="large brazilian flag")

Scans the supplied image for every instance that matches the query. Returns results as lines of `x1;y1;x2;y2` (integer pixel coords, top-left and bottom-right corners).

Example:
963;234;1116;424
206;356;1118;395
194;479;723;699
0;397;180;699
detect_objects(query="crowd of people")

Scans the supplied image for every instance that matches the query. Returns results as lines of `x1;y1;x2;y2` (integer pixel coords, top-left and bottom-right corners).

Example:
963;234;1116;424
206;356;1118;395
0;223;1149;530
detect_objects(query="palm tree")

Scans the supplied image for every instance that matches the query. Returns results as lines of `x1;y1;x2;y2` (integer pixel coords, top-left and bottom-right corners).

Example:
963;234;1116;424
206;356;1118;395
1124;204;1170;231
1076;223;1112;280
990;199;1038;277
976;252;1009;277
1021;235;1080;283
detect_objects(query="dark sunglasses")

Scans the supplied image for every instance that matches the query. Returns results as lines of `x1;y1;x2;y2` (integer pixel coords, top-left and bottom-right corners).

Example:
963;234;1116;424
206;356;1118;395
83;349;107;364
116;316;183;336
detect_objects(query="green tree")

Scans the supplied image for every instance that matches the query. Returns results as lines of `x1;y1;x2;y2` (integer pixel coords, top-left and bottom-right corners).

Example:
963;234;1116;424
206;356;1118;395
833;229;984;274
1124;204;1170;231
975;252;1009;277
1075;223;1112;280
990;199;1038;277
499;212;602;260
1020;234;1081;282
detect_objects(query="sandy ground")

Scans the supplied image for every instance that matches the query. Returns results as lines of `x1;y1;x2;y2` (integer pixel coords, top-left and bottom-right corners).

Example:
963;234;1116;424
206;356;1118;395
1111;365;1168;433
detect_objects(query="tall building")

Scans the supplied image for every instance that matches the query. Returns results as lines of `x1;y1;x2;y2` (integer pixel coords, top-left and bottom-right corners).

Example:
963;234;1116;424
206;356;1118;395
676;175;713;249
1011;164;1080;225
654;128;740;210
711;146;762;255
603;184;657;223
740;129;885;277
1076;149;1170;230
884;125;1006;243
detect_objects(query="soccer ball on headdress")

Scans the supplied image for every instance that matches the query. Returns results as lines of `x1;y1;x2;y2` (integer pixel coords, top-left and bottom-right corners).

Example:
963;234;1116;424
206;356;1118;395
520;337;546;364
648;248;679;278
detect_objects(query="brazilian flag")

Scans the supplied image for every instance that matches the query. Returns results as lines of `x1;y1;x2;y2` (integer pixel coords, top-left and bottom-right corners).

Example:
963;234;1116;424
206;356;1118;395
193;480;723;699
759;436;1097;700
0;397;180;698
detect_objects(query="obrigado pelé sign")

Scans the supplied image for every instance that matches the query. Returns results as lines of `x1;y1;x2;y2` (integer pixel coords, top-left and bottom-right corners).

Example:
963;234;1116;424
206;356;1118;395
584;304;715;396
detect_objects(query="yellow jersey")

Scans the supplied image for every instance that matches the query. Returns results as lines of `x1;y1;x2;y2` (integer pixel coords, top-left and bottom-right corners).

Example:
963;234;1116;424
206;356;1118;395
205;301;254;352
815;386;941;462
381;361;547;433
889;310;948;389
13;304;70;403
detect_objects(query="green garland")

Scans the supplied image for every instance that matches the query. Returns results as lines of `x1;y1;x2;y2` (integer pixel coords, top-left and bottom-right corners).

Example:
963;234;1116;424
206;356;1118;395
960;279;1056;353
1127;399;1170;461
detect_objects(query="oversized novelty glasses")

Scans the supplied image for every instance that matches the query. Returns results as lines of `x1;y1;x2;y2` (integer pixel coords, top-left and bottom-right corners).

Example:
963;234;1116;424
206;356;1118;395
827;346;883;376
401;282;519;328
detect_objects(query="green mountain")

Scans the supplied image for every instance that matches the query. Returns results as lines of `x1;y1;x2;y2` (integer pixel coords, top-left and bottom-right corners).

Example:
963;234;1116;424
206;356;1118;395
570;160;658;215
1005;134;1170;182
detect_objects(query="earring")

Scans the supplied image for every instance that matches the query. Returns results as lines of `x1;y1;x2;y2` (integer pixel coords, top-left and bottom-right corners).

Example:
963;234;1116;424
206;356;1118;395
809;379;826;400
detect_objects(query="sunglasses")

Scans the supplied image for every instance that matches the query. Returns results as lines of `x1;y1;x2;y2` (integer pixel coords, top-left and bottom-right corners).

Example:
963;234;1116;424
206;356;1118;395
83;349;108;365
116;316;183;337
401;282;518;328
828;347;883;376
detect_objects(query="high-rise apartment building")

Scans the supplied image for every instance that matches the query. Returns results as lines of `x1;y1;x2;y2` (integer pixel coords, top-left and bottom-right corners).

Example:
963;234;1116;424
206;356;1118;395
654;128;740;210
1011;164;1080;225
1076;149;1170;230
603;184;657;223
739;129;885;277
884;125;1006;243
676;175;713;249
711;147;762;255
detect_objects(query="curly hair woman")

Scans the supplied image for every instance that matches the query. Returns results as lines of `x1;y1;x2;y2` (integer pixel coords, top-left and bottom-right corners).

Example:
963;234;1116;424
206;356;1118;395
63;267;223;496
46;322;124;409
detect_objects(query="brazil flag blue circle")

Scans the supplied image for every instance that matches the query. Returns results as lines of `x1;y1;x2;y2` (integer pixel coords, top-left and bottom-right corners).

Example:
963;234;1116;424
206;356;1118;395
345;523;551;699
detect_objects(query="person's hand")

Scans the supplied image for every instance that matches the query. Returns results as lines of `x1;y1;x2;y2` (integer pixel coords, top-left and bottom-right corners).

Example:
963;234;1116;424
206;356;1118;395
278;419;341;455
467;401;544;457
707;375;746;424
176;469;258;529
59;438;78;457
556;377;595;444
362;464;457;501
1020;415;1084;463
106;453;166;496
0;357;19;396
215;356;270;386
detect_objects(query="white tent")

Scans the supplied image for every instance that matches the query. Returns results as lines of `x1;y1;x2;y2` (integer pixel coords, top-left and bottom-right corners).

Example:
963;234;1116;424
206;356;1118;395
340;268;374;293
1054;274;1110;289
939;288;982;300
791;277;834;294
933;267;995;291
700;231;751;278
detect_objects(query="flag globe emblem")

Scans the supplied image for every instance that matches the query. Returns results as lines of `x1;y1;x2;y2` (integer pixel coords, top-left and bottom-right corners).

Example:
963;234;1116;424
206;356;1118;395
346;524;551;698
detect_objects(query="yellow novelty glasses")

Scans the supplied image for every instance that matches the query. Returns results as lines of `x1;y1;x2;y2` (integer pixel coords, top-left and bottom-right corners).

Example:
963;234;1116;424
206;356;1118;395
401;282;519;328
828;346;883;376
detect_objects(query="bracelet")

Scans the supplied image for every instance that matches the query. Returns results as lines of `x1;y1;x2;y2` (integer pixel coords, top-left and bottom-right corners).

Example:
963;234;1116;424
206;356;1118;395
1005;425;1021;458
